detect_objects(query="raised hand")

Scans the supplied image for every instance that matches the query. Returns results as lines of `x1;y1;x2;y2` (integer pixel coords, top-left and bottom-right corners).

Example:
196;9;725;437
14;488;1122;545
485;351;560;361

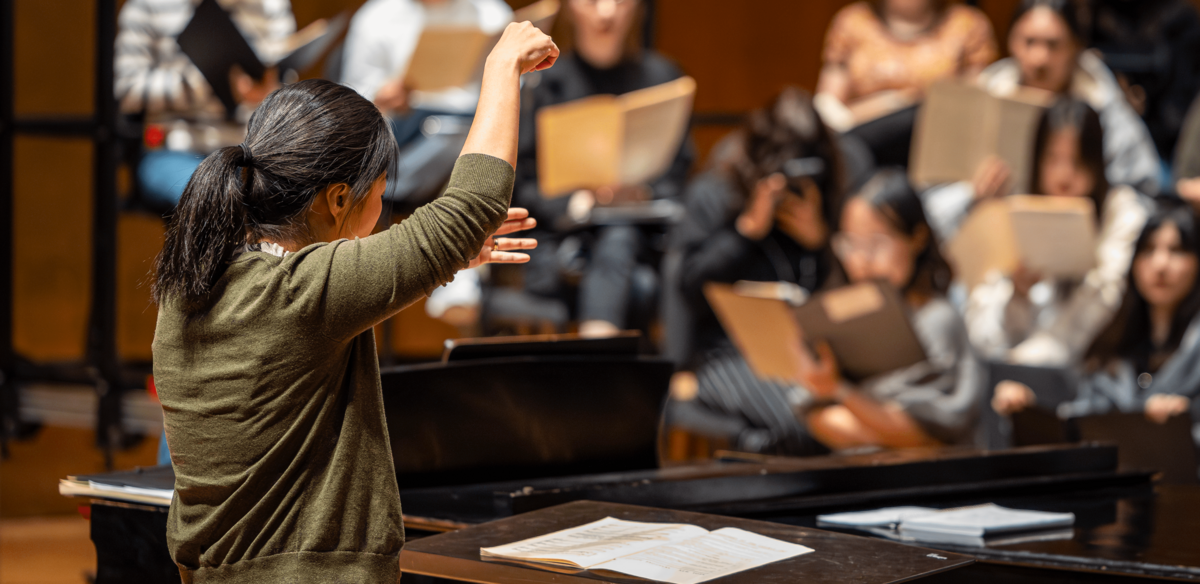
462;22;559;167
1145;394;1190;425
991;380;1036;415
489;21;559;75
737;173;786;240
467;208;538;269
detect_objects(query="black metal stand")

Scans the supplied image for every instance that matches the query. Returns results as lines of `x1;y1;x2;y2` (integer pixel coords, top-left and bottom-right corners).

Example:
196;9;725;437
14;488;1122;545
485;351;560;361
89;0;126;469
1;0;16;459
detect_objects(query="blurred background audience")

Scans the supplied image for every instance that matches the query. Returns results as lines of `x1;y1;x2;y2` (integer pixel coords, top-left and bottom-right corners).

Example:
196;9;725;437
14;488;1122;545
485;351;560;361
8;0;1200;544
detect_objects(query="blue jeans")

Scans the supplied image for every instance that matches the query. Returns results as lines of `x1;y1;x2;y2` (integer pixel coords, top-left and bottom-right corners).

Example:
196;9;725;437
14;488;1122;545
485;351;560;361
138;150;205;208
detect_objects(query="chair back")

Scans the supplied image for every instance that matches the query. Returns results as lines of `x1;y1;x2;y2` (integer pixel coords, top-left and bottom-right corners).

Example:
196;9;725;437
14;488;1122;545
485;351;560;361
1071;412;1199;484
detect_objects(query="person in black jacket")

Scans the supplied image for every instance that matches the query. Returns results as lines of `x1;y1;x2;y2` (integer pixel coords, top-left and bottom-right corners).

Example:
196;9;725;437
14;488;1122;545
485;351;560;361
513;0;694;337
665;88;846;455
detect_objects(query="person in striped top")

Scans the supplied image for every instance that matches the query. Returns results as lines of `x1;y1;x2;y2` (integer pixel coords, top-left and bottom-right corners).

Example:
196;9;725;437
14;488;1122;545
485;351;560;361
115;0;295;207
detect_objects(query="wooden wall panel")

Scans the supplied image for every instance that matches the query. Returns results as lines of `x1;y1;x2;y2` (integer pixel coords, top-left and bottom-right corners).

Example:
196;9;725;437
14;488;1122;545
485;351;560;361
12;136;93;361
656;0;853;114
14;0;94;116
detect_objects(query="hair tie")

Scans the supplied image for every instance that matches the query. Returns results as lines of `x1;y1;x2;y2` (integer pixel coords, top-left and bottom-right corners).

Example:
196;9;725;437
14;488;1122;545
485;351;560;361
239;143;254;167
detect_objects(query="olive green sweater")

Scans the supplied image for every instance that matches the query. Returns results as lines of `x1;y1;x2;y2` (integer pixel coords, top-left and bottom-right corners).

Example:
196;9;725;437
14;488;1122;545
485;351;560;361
153;154;513;583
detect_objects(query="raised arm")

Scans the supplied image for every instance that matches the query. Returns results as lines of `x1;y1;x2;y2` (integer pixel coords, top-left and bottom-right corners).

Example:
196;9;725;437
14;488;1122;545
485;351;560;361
310;27;556;341
461;22;559;168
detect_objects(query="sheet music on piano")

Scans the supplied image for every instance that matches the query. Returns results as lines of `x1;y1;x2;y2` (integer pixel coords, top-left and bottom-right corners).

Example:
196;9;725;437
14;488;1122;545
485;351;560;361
481;516;813;584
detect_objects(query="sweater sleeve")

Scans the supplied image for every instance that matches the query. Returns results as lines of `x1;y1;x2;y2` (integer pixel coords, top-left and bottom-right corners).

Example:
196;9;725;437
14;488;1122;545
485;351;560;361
860;300;985;445
290;154;513;342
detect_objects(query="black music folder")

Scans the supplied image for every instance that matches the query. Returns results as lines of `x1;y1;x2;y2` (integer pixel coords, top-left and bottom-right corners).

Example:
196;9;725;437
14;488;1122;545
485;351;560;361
176;0;347;115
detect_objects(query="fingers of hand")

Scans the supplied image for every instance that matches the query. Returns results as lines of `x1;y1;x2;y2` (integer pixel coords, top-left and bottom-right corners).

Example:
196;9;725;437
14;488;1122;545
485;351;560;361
814;342;838;374
494;217;538;236
485;251;531;264
493;237;537;251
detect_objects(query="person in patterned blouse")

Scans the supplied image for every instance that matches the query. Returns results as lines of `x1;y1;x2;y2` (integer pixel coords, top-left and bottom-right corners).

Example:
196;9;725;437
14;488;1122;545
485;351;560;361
815;0;997;131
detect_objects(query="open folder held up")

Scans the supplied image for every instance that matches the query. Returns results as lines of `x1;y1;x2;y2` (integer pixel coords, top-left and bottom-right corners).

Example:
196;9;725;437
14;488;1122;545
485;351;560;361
948;195;1097;289
537;76;697;197
404;0;560;92
909;80;1052;193
704;280;927;383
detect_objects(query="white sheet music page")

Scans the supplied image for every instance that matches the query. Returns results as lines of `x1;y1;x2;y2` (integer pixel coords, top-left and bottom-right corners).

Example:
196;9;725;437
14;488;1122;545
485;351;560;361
592;527;813;584
479;516;709;568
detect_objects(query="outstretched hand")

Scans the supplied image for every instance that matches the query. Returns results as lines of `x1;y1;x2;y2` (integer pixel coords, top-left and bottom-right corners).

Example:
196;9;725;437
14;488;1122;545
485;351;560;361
467;208;538;269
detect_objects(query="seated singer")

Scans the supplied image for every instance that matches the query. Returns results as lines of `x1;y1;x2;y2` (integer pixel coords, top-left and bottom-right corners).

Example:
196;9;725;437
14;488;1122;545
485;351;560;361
152;25;557;582
671;88;846;455
994;200;1200;448
791;170;985;450
966;98;1148;366
115;0;294;209
514;0;694;338
342;0;513;145
922;0;1159;240
815;0;997;132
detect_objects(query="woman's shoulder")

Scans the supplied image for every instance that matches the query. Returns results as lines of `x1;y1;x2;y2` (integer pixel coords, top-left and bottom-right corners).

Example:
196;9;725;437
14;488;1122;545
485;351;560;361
942;4;994;29
830;2;878;27
1102;184;1151;218
916;296;965;325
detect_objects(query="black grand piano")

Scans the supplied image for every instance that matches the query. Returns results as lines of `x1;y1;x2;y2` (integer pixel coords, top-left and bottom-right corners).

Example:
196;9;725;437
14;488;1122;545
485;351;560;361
70;337;1200;583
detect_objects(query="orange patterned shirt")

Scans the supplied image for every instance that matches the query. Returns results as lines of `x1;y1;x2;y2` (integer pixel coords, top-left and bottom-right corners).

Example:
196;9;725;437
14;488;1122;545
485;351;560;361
823;2;998;102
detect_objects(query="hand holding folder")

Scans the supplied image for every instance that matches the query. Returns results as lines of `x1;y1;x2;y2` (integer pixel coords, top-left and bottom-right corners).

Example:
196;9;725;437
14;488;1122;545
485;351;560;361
909;80;1053;194
947;195;1097;289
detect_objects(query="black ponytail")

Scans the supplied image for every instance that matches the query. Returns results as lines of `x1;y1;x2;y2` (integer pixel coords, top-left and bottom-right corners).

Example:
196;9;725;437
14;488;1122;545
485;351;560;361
153;79;398;314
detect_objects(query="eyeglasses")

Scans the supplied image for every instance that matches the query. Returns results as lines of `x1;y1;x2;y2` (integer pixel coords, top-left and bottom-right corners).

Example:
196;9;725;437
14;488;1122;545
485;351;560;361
830;233;901;262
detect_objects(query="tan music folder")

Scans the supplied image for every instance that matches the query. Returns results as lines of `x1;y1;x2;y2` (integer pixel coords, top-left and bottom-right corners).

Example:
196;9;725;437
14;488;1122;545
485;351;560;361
405;0;560;92
1009;195;1097;279
537;76;696;197
909;81;1052;193
948;195;1096;289
704;283;806;383
704;281;927;383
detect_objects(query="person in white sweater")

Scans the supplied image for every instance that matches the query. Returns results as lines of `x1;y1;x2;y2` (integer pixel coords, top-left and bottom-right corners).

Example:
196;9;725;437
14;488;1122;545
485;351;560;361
920;0;1160;243
966;97;1149;366
342;0;512;118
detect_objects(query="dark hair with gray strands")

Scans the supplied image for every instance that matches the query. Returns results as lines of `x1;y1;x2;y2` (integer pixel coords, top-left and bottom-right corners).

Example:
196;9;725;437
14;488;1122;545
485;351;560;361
153;79;399;314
